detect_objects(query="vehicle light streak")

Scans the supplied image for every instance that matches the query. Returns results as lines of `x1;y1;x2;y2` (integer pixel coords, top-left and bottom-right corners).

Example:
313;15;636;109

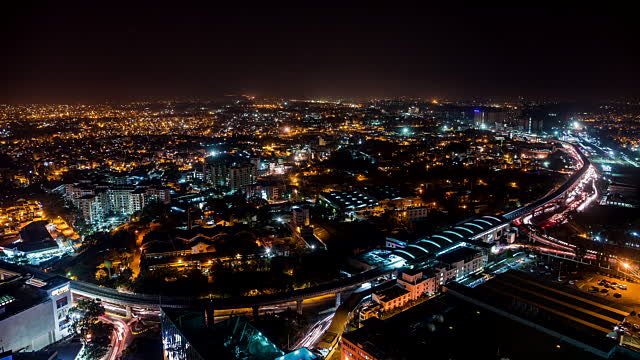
293;312;335;350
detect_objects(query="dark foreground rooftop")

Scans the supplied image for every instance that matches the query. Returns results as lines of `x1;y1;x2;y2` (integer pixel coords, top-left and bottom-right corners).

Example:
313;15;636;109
343;288;631;359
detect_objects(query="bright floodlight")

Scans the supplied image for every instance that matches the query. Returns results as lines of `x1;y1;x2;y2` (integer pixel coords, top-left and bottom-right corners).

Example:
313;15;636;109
622;262;631;269
402;127;410;135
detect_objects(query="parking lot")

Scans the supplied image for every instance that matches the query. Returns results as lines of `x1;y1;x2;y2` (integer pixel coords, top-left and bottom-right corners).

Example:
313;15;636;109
515;255;640;310
575;273;640;311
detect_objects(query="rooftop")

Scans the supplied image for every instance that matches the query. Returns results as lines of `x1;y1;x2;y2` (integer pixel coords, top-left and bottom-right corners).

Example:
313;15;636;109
319;191;378;211
435;246;481;265
446;270;632;357
375;284;410;302
0;275;48;321
19;221;54;243
393;214;507;261
161;310;284;360
343;293;596;359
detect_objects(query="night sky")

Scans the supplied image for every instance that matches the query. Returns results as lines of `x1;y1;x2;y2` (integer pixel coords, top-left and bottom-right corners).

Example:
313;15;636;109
1;4;638;103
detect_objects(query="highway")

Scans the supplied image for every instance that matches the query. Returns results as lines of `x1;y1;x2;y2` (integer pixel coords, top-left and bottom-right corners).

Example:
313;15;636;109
293;313;335;350
100;315;131;360
503;142;591;221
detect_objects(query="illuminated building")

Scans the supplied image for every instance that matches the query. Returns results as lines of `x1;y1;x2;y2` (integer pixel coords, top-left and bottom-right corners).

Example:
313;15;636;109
292;206;310;228
432;246;486;285
372;285;411;312
473;109;485;128
397;268;438;300
65;183;171;224
204;154;257;192
1;221;65;264
245;180;288;202
317;191;379;218
0;263;72;353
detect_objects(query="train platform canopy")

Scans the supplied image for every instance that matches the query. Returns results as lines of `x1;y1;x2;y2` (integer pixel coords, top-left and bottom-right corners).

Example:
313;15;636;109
392;215;508;262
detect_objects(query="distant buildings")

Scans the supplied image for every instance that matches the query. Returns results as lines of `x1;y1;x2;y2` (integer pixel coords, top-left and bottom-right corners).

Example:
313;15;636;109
203;154;257;193
245;180;288;202
64;182;171;225
0;200;44;234
318;186;425;220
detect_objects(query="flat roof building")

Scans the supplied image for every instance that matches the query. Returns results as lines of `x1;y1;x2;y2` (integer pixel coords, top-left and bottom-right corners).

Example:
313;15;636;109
342;292;599;360
445;270;638;358
0;262;73;353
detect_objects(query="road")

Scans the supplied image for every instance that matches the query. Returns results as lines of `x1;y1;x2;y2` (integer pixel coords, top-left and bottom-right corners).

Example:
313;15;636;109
100;314;132;360
293;312;335;350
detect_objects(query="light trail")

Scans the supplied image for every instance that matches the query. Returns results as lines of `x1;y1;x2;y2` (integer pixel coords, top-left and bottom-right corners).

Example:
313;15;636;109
293;312;335;350
100;315;131;360
577;179;598;212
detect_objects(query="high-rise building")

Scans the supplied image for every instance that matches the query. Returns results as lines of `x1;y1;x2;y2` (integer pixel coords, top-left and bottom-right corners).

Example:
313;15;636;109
204;154;256;193
292;206;310;227
473;109;486;128
65;183;171;225
229;164;256;192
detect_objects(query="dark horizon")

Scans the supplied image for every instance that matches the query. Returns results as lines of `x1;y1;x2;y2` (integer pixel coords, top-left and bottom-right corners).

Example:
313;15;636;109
2;4;639;103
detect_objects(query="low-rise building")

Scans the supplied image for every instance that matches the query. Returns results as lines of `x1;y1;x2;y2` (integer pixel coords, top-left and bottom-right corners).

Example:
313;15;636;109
358;303;381;323
317;191;380;217
434;246;487;285
395;206;429;221
397;268;438;300
372;285;411;312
